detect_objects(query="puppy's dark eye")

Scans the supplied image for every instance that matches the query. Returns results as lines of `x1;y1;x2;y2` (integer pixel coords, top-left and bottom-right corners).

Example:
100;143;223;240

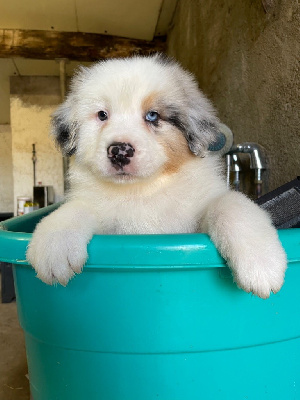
145;111;159;123
98;111;108;121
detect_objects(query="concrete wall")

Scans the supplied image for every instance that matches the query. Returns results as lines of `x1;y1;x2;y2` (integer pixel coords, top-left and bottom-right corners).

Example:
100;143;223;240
167;0;300;190
10;76;64;215
0;125;13;212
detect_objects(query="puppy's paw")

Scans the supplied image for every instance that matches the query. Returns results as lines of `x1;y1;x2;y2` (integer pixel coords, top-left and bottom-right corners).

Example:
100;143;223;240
26;221;88;286
232;243;287;299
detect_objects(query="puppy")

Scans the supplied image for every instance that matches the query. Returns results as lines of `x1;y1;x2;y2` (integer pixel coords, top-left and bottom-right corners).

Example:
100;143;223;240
27;54;287;299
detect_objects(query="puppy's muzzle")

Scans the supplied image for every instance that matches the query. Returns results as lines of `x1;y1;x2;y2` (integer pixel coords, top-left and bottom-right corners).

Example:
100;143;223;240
107;142;135;171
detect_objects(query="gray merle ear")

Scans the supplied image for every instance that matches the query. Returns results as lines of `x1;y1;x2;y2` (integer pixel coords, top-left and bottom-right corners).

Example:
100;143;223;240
185;115;220;157
164;103;220;157
180;83;221;157
51;101;78;156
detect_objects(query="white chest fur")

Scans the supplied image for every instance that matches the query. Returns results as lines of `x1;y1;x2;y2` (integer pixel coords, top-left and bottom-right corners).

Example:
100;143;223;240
68;156;226;235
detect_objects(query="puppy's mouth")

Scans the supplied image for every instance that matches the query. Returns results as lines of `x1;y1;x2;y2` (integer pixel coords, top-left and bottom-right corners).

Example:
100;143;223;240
116;171;132;177
110;171;137;183
117;171;129;174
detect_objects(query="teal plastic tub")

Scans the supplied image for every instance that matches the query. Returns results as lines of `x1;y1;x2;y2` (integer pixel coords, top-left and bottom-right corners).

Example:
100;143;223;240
0;205;300;400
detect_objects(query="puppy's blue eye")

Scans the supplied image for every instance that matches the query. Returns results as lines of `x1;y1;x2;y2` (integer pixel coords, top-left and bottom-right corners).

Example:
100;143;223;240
145;111;159;123
98;111;108;121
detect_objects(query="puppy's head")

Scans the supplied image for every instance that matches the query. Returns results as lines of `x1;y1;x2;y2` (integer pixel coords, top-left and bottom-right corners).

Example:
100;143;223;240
51;54;219;183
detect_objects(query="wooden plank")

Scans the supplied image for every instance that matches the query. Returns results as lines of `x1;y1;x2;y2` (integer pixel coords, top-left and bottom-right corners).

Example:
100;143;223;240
0;29;166;61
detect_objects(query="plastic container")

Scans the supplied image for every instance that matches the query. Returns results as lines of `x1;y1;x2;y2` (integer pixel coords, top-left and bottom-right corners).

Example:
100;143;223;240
0;205;300;400
17;196;31;216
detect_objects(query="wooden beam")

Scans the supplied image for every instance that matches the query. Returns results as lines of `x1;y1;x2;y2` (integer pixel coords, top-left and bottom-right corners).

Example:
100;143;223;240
0;29;167;62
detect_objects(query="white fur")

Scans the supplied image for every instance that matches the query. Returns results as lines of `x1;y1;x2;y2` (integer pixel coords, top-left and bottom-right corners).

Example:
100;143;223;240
27;55;287;298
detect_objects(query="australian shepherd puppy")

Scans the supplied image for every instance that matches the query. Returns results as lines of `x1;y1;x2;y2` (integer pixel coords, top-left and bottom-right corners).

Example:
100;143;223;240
27;55;286;299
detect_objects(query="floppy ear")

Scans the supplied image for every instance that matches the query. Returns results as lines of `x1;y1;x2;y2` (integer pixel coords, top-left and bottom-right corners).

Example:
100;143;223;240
183;88;220;157
163;100;219;157
51;99;78;156
184;115;220;157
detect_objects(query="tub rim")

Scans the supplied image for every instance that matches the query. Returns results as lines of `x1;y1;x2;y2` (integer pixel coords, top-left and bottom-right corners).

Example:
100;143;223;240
0;204;299;269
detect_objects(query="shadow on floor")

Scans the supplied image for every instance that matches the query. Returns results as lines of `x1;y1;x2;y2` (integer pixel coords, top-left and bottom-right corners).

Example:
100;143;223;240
0;273;30;400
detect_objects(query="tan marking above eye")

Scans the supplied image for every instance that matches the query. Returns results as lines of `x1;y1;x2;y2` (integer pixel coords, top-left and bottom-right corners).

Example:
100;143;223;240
141;92;160;114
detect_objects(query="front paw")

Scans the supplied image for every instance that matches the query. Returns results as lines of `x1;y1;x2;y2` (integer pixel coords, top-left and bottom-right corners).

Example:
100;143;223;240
26;223;88;286
232;244;287;299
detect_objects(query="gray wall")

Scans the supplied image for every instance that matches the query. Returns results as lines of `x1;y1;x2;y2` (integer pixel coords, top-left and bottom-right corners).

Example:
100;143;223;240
0;125;13;212
167;0;300;190
10;76;64;214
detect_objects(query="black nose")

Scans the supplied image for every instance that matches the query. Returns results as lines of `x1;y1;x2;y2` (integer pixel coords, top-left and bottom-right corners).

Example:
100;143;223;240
107;142;135;170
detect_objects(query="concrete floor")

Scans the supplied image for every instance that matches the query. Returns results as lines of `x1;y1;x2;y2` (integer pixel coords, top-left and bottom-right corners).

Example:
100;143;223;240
0;274;30;400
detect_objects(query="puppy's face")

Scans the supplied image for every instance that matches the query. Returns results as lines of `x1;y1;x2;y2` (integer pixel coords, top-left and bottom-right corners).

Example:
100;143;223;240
52;55;219;184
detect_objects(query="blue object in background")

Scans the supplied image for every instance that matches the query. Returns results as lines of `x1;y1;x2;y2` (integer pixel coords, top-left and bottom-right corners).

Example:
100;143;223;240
0;205;300;400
